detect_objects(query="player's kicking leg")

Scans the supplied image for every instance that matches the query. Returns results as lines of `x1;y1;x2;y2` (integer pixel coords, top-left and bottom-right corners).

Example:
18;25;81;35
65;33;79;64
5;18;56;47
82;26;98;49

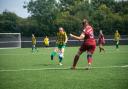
50;48;58;60
71;50;83;69
58;48;65;66
86;45;96;70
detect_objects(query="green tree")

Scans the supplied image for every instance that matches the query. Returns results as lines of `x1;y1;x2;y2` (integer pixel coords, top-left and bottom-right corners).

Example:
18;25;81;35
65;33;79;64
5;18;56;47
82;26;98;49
0;11;18;33
24;0;58;36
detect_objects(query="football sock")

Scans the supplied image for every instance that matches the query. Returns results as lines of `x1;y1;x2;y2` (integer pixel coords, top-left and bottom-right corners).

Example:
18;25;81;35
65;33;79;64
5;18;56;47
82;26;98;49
59;53;63;62
116;41;119;49
117;44;119;48
87;58;92;64
87;54;92;64
34;47;37;51
50;51;57;60
32;46;34;52
59;56;63;62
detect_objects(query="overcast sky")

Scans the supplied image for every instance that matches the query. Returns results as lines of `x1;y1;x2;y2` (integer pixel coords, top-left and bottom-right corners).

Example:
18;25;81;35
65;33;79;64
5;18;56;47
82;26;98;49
0;0;30;18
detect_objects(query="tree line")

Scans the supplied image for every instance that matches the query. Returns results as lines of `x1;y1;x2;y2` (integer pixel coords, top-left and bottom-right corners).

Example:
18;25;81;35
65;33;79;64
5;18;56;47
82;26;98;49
0;0;128;37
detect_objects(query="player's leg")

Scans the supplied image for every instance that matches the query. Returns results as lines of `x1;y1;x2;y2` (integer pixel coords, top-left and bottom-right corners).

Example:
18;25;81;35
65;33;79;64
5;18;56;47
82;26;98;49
35;44;38;51
46;43;49;48
32;45;34;52
47;42;49;48
99;44;102;52
116;41;119;49
58;47;65;65
101;44;105;52
45;44;47;48
86;45;96;70
44;43;47;48
32;45;36;52
87;51;93;69
116;41;117;49
99;44;105;52
71;50;83;69
71;44;85;69
50;47;58;60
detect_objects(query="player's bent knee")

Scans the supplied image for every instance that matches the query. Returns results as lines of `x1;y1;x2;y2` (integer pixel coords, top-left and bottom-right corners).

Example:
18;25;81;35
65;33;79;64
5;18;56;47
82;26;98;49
59;52;64;58
76;51;82;57
76;53;80;57
54;48;58;52
87;52;92;58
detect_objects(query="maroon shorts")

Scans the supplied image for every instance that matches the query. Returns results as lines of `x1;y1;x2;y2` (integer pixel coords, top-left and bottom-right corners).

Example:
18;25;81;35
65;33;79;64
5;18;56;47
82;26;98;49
79;43;96;54
98;40;105;45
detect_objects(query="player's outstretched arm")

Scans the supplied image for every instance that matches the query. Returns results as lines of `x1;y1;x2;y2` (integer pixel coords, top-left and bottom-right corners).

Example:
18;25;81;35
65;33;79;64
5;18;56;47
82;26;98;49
70;33;85;40
64;34;68;44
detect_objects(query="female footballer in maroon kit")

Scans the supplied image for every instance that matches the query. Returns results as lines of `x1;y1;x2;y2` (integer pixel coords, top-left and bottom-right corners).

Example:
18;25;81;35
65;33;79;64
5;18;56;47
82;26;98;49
98;30;105;53
70;19;96;69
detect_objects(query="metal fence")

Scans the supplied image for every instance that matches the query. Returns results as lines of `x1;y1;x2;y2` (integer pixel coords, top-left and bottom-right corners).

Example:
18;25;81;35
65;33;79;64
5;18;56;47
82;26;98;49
0;35;127;48
21;35;128;48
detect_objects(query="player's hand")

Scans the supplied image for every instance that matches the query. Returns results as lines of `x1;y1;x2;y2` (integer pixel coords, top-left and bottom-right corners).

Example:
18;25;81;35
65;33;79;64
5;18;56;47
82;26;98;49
70;33;73;37
64;42;67;45
103;41;105;44
64;43;66;46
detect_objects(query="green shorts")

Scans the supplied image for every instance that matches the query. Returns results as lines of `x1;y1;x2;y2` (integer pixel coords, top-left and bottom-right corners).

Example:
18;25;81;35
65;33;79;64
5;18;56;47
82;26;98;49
57;44;66;49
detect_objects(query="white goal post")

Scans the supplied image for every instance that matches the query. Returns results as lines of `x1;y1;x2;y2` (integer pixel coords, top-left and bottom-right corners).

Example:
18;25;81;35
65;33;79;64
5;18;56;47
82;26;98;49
0;33;21;49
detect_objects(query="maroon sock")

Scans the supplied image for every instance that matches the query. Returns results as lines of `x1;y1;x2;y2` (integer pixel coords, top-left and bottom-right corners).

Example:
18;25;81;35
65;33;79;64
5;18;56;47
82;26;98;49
88;58;92;64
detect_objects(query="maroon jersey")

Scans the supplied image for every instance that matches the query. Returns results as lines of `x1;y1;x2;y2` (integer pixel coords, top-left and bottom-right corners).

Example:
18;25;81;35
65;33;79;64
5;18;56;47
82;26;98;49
79;24;96;54
98;33;105;44
83;25;96;45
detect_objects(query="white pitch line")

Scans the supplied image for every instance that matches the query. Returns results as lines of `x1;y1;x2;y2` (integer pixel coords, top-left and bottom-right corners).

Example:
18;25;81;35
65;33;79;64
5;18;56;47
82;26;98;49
0;50;128;56
122;65;128;67
0;65;128;72
0;53;49;55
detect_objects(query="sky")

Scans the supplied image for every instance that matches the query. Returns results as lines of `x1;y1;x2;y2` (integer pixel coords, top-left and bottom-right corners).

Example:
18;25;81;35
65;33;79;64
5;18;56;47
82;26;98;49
0;0;127;18
0;0;30;18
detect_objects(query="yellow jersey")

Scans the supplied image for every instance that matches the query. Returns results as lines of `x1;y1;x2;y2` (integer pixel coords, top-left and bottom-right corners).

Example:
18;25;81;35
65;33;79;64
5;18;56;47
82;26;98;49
43;37;49;45
56;32;67;45
114;32;120;41
32;36;36;45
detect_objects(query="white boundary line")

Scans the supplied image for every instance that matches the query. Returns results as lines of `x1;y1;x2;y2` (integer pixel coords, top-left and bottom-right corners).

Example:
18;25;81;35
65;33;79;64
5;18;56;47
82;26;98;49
0;53;49;55
0;50;127;56
0;65;128;72
0;39;128;43
0;47;21;49
0;33;20;34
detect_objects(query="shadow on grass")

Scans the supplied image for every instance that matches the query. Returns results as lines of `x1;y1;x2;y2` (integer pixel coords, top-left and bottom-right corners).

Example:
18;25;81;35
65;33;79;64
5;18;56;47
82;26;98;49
32;63;55;67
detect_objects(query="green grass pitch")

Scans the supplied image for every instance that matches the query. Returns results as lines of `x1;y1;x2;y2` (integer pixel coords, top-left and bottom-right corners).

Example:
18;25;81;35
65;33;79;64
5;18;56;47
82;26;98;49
0;45;128;89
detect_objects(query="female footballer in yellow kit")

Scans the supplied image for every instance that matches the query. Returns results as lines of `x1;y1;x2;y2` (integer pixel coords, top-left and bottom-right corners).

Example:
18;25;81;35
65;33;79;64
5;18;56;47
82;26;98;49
50;27;68;66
